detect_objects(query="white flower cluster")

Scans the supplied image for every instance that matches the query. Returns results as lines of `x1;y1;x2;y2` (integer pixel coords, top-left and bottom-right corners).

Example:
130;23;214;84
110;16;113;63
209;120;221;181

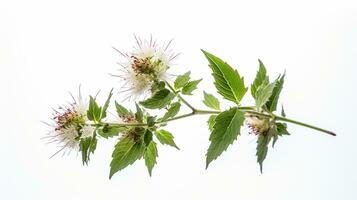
113;36;179;100
44;94;95;157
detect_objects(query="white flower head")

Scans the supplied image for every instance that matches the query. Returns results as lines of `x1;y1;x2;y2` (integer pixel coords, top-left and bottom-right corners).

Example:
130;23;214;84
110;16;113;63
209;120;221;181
112;35;179;100
43;89;93;158
245;114;270;135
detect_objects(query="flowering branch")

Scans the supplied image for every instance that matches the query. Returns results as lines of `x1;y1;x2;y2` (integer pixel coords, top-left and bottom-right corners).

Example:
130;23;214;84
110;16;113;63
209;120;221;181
44;36;336;179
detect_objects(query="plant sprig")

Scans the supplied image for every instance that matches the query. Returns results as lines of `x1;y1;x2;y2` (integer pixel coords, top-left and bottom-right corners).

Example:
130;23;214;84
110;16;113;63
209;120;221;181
45;37;336;179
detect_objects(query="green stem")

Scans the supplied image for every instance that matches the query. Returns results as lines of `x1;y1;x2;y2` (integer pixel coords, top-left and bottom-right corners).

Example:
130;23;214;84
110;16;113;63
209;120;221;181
245;110;272;118
177;94;196;111
90;108;335;136
158;106;256;124
92;81;336;137
194;109;220;114
165;81;196;111
275;116;336;136
159;112;196;124
245;111;336;136
89;122;148;127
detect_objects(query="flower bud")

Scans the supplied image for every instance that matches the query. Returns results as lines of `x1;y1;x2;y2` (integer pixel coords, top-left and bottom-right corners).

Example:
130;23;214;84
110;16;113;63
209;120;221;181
245;114;270;135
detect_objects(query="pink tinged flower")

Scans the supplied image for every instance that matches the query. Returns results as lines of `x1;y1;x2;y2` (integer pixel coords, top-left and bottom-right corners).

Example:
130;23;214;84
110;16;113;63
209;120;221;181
111;35;179;100
245;115;270;135
43;90;92;158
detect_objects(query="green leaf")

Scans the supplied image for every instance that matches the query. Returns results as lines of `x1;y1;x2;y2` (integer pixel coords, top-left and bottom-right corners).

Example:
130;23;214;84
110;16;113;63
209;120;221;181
144;129;153;146
90;136;97;153
174;71;191;89
256;132;273;173
146;116;156;127
135;103;143;123
87;96;102;122
98;124;126;139
272;122;290;147
87;90;113;122
251;59;269;98
281;105;286;117
140;89;174;109
207;115;217;131
266;73;285;112
203;92;220;110
201;50;247;105
109;138;145;179
206;108;245;168
182;79;202;95
276;123;290;136
101;89;113;119
162;102;181;120
79;136;97;165
79;138;91;165
115;101;130;117
255;82;276;108
151;81;166;93
154;129;179;150
144;141;158;176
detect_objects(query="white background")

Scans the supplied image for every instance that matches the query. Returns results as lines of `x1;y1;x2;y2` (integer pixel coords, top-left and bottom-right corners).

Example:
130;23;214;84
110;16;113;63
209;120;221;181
1;0;356;199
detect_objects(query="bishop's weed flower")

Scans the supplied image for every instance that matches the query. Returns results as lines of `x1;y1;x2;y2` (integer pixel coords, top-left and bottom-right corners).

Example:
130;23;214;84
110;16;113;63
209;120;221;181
43;91;95;157
112;35;179;100
245;114;271;135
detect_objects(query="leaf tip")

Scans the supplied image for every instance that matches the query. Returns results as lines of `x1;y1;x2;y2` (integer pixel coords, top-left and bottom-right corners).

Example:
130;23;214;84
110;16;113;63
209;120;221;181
259;163;263;173
328;131;337;136
205;156;213;169
109;171;114;180
201;49;211;57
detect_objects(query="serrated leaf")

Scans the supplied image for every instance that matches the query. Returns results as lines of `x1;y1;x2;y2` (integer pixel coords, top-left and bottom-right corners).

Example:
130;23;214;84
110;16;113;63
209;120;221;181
90;136;97;153
140;89;174;109
135;103;143;123
203;92;220;110
115;101;130;117
87;96;102;122
276;123;290;136
256;133;272;173
206;108;245;168
182;79;202;95
207;115;217;131
272;122;290;147
101;89;113;119
144;141;158;176
109;138;145;179
79;136;97;165
201;50;247;105
266;73;285;112
146;116;156;127
98;125;126;139
174;71;191;89
272;135;279;148
154;129;179;150
251;60;269;98
162;102;181;120
79;137;91;165
281;105;286;117
144;129;153;146
255;82;276;108
151;81;166;93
